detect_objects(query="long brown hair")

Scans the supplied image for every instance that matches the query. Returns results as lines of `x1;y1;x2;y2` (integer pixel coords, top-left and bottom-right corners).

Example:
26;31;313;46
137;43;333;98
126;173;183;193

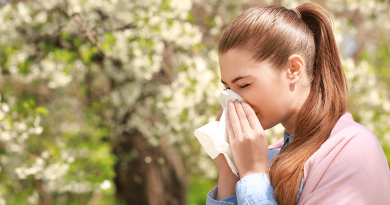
218;3;347;205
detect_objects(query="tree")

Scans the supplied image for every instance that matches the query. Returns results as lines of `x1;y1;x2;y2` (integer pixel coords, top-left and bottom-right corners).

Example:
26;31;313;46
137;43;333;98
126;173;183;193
0;0;222;204
0;0;389;204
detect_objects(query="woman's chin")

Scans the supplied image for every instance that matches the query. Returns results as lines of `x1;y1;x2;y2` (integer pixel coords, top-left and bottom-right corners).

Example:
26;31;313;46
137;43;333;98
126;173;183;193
256;114;268;128
257;115;278;130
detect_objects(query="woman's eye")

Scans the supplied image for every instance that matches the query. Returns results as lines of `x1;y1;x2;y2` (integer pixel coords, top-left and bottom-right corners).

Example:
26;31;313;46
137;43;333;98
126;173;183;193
240;84;250;89
223;84;249;90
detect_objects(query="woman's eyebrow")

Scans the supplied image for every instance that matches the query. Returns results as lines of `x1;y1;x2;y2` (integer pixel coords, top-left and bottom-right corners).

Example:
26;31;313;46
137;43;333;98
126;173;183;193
221;75;252;84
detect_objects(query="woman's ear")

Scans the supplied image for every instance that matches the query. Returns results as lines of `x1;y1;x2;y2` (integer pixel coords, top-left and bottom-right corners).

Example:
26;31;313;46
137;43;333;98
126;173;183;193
286;54;305;84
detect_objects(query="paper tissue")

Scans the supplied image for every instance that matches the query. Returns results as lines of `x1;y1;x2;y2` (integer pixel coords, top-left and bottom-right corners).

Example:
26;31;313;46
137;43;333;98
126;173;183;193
194;89;244;176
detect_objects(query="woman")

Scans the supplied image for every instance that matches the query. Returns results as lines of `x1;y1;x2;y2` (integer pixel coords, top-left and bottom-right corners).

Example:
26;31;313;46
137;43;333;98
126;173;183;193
206;3;390;205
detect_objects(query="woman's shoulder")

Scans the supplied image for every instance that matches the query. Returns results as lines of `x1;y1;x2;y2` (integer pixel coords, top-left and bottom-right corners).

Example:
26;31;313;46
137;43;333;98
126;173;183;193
329;112;377;141
328;111;385;160
304;112;389;176
326;112;386;157
300;112;390;205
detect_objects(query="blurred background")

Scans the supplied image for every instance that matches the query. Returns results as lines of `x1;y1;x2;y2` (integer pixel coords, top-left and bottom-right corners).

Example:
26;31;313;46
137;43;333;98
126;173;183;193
0;0;389;204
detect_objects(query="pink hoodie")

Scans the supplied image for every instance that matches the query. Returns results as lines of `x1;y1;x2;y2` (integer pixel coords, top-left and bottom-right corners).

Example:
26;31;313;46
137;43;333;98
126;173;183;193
268;112;390;204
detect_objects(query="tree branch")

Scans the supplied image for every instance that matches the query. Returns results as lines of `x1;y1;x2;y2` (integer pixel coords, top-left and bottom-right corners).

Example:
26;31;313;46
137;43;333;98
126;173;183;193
65;0;122;67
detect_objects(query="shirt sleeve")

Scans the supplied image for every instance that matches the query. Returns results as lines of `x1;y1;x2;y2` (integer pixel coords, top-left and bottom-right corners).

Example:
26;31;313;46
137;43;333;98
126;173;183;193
206;173;278;205
206;186;237;205
207;147;282;205
235;173;278;205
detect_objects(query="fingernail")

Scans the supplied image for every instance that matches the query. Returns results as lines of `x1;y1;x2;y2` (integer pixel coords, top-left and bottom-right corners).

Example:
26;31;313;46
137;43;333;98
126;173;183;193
234;99;239;104
240;100;246;104
228;101;233;106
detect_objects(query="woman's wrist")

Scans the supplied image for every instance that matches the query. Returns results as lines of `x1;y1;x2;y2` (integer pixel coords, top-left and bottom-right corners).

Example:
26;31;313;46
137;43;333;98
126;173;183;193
213;154;239;200
213;154;230;172
218;168;238;178
216;169;239;200
239;170;267;180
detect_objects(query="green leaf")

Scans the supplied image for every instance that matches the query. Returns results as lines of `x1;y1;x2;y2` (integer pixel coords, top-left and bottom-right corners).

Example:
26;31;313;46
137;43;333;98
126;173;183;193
35;107;48;115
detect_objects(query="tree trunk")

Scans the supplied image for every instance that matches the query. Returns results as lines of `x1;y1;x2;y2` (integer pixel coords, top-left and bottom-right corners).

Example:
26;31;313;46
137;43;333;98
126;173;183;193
114;129;186;205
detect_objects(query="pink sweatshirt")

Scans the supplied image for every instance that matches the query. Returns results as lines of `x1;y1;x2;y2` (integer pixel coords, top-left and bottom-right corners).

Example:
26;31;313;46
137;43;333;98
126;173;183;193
268;112;390;204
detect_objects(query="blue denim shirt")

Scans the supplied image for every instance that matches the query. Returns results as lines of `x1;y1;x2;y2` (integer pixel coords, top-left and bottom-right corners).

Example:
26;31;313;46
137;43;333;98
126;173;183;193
206;130;305;205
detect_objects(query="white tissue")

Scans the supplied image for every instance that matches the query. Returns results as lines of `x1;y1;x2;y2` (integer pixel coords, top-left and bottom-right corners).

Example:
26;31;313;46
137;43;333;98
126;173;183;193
194;89;244;176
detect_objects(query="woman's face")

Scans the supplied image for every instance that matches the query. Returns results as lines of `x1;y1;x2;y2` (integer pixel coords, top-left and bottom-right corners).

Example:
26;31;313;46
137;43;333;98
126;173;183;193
219;49;297;130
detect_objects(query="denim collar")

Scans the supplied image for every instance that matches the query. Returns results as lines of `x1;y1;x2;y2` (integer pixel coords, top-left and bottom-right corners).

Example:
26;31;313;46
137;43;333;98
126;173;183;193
283;130;295;145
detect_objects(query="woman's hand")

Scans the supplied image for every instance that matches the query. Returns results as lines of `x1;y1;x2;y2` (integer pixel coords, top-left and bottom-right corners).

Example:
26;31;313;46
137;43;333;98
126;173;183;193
213;108;234;175
227;100;269;179
213;108;239;200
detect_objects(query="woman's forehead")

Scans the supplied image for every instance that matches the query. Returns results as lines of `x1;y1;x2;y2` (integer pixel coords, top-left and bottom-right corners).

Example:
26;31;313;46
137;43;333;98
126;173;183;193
219;50;270;80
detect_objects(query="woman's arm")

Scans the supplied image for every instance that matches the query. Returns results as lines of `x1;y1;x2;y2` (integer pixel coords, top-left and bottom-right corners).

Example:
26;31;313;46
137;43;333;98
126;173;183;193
207;104;278;205
213;108;239;200
213;154;239;200
225;100;278;205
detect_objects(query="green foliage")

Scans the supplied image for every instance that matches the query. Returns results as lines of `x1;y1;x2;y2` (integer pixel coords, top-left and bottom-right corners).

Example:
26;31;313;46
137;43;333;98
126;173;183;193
187;175;217;205
360;39;390;88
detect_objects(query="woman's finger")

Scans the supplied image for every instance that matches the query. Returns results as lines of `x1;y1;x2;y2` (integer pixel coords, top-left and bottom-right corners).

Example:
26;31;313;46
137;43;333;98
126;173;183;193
216;107;224;121
228;100;243;139
240;101;264;132
234;100;252;133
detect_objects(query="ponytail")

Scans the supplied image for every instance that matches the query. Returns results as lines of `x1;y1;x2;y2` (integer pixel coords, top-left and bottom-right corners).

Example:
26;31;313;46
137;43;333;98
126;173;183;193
269;3;347;205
